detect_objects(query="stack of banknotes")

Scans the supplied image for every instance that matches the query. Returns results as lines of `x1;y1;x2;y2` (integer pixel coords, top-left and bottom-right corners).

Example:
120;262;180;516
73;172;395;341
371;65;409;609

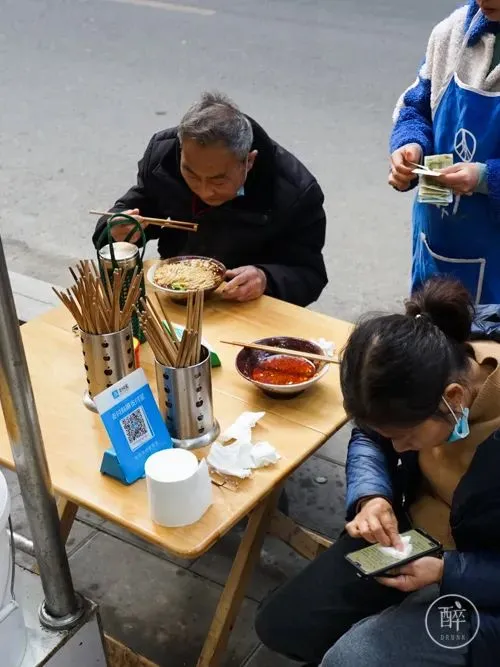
413;154;454;205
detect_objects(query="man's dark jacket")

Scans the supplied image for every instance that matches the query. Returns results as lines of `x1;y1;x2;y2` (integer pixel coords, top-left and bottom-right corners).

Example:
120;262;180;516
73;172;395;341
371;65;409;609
92;118;328;307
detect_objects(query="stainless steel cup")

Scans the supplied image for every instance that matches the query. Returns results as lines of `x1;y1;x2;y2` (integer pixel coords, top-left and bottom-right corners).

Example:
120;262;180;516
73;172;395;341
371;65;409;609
98;241;139;272
155;346;220;449
79;324;136;412
98;241;145;343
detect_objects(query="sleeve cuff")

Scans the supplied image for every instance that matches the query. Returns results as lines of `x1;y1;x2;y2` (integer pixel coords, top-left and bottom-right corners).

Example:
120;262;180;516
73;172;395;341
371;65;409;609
475;163;489;195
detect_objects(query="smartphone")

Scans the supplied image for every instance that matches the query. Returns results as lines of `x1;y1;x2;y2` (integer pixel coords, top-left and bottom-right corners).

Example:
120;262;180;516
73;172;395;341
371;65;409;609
345;528;442;578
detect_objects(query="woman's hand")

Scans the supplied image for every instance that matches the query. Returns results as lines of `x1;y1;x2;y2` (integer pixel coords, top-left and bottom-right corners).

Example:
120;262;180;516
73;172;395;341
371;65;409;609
389;143;423;191
110;209;149;243
377;556;444;592
434;163;480;195
346;497;403;549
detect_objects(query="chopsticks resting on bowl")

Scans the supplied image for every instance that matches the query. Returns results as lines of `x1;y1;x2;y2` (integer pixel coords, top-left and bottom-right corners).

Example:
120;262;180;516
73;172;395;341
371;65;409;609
137;291;204;368
89;210;198;232
52;260;143;334
220;340;340;364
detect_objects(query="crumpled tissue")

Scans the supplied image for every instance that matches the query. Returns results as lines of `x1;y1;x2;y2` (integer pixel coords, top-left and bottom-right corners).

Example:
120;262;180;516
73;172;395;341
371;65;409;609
219;411;266;445
313;338;336;357
377;535;413;559
206;411;281;478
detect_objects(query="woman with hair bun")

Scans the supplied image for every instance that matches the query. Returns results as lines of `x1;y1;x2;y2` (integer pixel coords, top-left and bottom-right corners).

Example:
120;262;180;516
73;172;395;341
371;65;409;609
256;277;500;667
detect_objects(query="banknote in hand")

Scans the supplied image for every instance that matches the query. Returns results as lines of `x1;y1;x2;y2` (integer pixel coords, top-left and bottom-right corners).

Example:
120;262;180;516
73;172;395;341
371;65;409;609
417;154;454;205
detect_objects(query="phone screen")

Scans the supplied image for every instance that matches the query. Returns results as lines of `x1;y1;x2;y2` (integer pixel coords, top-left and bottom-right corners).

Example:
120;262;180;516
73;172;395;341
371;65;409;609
345;529;441;577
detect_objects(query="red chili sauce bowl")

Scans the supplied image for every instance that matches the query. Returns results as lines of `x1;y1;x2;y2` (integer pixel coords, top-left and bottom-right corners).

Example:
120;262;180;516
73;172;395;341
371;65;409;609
235;337;329;399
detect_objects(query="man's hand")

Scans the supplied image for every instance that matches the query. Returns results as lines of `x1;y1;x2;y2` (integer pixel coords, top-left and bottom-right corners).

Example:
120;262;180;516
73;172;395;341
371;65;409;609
389;143;423;191
109;209;148;243
222;266;267;302
377;556;444;592
346;497;403;549
434;163;480;195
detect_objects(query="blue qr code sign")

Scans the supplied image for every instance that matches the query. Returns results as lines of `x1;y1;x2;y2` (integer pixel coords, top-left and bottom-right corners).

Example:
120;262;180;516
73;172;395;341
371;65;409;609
119;407;153;451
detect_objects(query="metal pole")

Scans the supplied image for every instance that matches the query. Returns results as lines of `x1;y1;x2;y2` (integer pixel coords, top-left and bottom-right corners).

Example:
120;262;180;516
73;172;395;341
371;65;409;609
0;236;83;628
12;531;35;557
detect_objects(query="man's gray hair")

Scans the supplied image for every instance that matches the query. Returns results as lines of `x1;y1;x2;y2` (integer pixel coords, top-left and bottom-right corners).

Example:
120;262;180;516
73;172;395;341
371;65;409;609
178;91;253;160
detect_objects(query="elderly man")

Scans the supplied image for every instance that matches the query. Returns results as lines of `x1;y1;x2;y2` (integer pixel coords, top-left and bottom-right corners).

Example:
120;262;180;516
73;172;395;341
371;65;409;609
92;91;328;307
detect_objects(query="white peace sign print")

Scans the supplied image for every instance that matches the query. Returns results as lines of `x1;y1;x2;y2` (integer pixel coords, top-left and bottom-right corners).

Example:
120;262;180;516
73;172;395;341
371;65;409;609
454;128;477;163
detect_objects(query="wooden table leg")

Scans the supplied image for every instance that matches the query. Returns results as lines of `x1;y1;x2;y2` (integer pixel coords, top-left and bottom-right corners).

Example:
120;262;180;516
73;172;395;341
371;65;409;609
196;489;281;667
57;496;79;544
268;510;333;560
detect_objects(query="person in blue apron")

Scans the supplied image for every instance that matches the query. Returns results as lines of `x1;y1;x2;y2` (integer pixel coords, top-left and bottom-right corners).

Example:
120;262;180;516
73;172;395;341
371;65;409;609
389;1;500;305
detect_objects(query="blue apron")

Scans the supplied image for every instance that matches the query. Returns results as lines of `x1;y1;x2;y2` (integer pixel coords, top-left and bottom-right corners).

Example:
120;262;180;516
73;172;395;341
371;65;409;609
412;17;500;304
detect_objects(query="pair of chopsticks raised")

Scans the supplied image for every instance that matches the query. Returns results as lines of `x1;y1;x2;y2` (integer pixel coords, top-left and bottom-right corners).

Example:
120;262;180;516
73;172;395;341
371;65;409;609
89;210;198;233
53;260;143;334
137;292;204;368
220;340;340;364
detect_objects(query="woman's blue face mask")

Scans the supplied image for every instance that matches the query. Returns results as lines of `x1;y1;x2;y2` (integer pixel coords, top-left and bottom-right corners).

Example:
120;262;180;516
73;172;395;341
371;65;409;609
442;397;470;442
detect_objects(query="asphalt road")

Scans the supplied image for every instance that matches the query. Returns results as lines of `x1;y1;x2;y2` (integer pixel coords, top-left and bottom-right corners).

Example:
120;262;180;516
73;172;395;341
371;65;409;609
1;0;458;320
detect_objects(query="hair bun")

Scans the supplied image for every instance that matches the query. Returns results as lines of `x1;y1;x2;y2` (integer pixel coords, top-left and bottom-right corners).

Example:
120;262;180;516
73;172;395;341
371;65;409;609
405;277;474;344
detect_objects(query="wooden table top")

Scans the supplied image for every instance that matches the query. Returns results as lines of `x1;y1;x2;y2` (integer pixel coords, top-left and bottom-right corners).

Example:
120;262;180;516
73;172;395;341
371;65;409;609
0;282;352;558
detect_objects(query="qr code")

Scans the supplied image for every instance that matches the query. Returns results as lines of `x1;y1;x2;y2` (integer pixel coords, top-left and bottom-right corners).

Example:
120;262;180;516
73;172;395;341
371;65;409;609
120;407;153;451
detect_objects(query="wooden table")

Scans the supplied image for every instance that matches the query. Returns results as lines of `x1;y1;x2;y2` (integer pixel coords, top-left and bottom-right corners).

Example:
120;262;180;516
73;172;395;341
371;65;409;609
0;284;352;666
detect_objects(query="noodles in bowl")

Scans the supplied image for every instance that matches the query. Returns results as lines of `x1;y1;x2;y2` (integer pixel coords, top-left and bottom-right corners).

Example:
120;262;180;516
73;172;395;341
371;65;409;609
148;256;226;299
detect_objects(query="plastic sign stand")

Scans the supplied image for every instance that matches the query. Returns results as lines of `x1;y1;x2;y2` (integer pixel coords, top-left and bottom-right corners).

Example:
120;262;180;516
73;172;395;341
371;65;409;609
94;368;172;485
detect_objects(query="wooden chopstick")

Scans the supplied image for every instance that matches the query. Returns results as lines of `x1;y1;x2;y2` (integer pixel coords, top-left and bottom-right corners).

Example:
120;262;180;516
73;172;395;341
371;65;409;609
89;210;198;232
138;290;204;368
220;340;339;364
53;261;143;334
155;294;179;348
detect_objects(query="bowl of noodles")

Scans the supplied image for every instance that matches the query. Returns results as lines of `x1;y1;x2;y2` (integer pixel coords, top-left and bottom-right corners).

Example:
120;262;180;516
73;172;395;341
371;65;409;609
147;256;226;301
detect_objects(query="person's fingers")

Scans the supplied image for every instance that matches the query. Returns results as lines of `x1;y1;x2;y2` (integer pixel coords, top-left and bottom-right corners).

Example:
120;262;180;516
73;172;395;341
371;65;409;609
435;171;465;188
389;173;410;191
224;270;250;291
234;286;254;302
434;164;472;191
111;223;135;241
367;516;391;547
375;574;407;590
437;165;462;176
391;174;410;188
391;156;414;177
404;145;422;164
345;520;360;539
391;150;404;167
222;276;251;300
357;519;376;543
391;150;415;176
381;512;403;550
224;267;245;281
